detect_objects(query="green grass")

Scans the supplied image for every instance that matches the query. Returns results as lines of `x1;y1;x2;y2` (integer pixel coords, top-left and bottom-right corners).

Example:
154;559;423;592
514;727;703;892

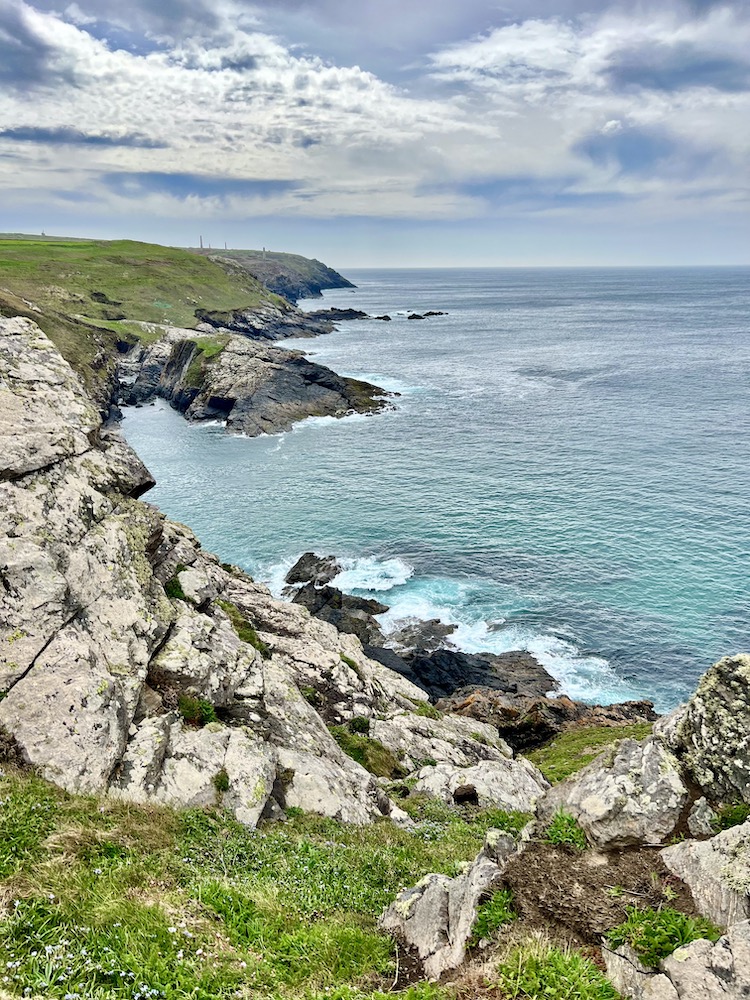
216;599;271;659
545;810;588;851
0;238;273;330
607;906;721;968
398;794;531;840
0;768;505;999
329;726;407;779
183;335;229;388
178;695;218;727
527;724;653;784
412;702;443;721
495;938;622;999
712;801;750;832
470;889;515;945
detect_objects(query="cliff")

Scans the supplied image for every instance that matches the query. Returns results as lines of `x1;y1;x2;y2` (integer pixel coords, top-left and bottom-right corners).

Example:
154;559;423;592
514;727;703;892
190;247;356;302
0;236;387;434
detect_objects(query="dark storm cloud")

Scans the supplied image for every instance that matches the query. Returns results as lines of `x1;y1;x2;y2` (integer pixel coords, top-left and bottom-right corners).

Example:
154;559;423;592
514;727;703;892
0;1;71;90
608;42;750;93
103;171;298;200
0;126;167;148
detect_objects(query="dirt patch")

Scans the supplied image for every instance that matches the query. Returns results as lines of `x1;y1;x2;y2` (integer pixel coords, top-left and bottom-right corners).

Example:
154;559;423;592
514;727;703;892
501;842;697;948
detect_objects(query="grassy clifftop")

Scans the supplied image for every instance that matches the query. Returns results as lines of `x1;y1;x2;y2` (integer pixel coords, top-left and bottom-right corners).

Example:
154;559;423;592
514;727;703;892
0;238;280;330
190;248;355;302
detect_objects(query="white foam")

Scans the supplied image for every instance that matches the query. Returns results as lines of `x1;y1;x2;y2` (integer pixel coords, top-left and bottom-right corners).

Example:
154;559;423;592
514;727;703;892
377;578;642;705
331;555;414;592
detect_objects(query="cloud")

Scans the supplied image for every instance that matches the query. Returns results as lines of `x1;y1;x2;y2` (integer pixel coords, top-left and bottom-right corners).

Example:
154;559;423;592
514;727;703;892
0;0;748;237
0;0;72;90
606;43;750;93
0;126;167;147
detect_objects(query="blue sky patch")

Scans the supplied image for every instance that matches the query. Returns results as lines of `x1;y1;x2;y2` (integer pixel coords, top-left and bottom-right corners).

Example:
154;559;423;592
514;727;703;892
103;172;299;200
0;127;166;148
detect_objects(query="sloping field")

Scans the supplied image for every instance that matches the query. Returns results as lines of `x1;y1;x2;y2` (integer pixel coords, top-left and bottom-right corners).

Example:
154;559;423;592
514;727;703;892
0;238;277;330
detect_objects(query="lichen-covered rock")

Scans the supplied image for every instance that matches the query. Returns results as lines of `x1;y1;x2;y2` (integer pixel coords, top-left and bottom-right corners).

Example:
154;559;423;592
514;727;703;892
605;921;750;999
688;797;718;838
538;737;688;849
0;315;99;479
661;822;750;928
671;655;750;804
379;830;522;980
369;711;512;772
412;758;548;813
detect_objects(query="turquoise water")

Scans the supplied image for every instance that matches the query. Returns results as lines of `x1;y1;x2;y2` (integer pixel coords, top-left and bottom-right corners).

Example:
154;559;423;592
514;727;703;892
122;267;750;711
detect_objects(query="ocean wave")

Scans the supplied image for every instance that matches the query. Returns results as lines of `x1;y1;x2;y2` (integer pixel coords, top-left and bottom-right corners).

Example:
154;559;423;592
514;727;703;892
377;577;642;705
330;555;414;592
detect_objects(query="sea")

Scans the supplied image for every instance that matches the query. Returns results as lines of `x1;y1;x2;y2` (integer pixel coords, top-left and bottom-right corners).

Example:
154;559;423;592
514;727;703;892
121;267;750;712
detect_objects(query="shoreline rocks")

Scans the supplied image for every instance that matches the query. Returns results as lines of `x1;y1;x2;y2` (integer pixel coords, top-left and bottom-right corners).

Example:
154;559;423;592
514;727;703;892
119;329;392;437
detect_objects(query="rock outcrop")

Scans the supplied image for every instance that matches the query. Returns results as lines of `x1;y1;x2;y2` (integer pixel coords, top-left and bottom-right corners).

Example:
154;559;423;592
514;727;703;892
193;249;356;303
538;736;688;849
669;654;750;805
661;822;750;929
380;829;526;980
120;327;391;437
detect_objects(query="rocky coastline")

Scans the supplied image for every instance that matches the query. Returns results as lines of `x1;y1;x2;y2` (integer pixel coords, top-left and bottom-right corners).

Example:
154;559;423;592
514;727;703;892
1;254;749;998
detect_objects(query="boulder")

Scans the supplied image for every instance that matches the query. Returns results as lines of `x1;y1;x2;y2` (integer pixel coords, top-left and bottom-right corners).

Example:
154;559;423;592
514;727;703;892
410;648;557;701
369;711;512;772
412;758;548;813
671;655;750;804
379;830;522;980
538;737;688;849
285;552;341;587
661;822;750;928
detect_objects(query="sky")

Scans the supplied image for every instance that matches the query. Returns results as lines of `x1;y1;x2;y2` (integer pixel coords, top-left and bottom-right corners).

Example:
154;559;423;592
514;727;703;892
0;0;748;266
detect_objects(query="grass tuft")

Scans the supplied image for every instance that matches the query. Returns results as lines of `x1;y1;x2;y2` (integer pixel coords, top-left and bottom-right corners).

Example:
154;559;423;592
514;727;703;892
495;936;622;999
607;905;721;968
216;599;271;659
329;726;407;779
470;889;515;945
527;724;653;784
545;810;588;851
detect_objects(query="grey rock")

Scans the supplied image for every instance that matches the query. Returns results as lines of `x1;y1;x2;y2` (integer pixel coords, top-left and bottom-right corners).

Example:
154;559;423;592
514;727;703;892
369;711;512;773
671;655;750;804
538;737;688;849
412;758;548;813
379;830;522;979
605;922;750;999
688;797;719;838
661;822;750;928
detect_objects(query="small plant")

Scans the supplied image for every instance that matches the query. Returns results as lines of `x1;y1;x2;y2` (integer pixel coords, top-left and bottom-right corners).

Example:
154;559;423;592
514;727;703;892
712;801;750;832
300;685;322;707
340;654;358;671
470;731;489;745
164;566;188;601
213;768;230;793
178;694;217;727
470;889;515;944
329;726;407;779
607;906;721;968
216;599;271;659
545;810;588;851
349;716;371;735
413;701;443;721
496;937;621;999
